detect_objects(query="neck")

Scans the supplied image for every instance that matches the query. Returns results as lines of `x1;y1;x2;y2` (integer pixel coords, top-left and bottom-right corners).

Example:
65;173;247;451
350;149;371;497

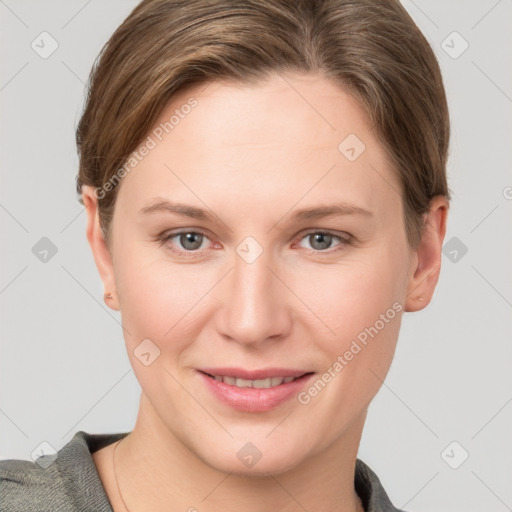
114;393;366;512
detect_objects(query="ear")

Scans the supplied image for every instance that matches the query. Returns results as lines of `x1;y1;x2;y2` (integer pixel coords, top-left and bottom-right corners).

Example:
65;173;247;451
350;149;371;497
81;185;120;311
404;195;449;312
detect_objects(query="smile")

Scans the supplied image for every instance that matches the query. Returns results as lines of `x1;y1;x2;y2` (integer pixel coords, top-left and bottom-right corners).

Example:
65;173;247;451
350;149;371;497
196;369;315;412
205;374;301;388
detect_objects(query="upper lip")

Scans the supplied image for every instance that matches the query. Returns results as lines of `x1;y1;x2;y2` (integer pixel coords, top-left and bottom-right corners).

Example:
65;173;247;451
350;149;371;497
198;367;313;380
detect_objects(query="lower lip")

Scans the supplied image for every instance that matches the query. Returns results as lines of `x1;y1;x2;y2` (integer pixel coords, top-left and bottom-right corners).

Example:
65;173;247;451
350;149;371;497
197;371;315;412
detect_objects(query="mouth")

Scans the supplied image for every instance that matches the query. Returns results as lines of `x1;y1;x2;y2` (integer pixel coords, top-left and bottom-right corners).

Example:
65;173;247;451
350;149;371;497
200;371;313;389
196;368;316;412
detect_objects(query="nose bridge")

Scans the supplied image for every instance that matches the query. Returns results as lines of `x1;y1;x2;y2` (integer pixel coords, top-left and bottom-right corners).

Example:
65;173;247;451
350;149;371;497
217;241;290;345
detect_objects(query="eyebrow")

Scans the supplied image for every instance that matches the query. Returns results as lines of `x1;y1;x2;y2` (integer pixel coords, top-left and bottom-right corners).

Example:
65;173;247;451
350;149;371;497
139;200;219;222
291;203;373;220
139;199;374;222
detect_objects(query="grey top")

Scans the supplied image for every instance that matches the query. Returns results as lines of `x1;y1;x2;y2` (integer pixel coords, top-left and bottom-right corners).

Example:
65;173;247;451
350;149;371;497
0;431;405;511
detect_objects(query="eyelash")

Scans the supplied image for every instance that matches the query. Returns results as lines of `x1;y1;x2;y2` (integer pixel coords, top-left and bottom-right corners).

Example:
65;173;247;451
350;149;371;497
157;229;353;257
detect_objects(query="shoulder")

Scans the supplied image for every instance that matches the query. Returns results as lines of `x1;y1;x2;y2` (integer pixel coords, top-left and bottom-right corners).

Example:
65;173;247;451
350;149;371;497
355;458;407;512
0;456;63;511
0;430;129;512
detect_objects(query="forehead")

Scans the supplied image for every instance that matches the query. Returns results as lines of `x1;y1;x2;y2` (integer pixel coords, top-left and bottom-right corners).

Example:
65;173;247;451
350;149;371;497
115;73;402;222
165;73;373;151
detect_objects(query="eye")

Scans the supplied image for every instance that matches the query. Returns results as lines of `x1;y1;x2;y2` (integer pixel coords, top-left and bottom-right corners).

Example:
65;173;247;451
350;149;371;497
296;231;352;252
157;228;352;257
158;230;212;255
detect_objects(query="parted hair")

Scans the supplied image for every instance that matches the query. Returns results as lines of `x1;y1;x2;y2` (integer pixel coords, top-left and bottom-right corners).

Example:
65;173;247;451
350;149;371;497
76;0;450;249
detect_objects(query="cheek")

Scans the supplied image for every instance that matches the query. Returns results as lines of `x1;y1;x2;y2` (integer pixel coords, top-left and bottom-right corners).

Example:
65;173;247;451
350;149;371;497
114;247;216;352
292;254;404;342
293;264;404;420
114;229;408;363
289;248;406;390
115;258;216;400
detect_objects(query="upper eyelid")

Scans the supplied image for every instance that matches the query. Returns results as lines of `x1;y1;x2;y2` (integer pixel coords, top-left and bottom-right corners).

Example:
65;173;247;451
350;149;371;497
294;230;351;250
162;228;351;250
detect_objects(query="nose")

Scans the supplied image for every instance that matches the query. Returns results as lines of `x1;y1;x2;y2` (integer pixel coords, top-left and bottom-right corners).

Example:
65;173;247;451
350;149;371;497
215;246;292;348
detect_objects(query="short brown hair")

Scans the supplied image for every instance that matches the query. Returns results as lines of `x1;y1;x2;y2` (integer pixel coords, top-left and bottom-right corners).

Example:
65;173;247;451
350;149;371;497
76;0;451;249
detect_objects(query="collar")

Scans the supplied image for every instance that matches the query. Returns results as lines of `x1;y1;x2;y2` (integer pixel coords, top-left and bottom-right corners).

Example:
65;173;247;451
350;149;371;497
57;430;404;512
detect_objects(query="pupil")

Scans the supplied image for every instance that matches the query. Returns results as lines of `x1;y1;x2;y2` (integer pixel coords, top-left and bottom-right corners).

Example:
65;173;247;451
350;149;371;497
311;233;331;250
181;233;202;250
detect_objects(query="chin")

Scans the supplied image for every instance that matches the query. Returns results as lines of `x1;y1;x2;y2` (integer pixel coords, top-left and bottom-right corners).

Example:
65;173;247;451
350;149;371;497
212;453;303;478
196;436;310;478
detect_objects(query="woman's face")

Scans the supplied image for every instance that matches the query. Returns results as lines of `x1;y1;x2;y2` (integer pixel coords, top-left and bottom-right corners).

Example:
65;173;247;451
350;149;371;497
84;72;445;475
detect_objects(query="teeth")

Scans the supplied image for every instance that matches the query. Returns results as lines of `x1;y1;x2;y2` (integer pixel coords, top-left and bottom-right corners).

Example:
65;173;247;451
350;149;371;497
254;378;276;388
212;375;299;388
236;378;254;387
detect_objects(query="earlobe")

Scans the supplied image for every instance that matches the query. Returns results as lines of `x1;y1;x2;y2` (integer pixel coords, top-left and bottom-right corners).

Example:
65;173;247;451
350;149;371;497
81;186;120;311
404;196;449;313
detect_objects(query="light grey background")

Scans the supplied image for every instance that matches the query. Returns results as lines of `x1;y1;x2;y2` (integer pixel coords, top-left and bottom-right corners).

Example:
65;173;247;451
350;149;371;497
1;1;511;511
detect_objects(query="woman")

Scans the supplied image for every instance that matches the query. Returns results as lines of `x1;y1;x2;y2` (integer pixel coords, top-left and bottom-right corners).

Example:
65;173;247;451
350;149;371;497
0;0;450;510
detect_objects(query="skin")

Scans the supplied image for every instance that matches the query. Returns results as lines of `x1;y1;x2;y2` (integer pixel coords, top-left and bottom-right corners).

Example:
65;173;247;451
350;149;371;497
83;72;448;512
